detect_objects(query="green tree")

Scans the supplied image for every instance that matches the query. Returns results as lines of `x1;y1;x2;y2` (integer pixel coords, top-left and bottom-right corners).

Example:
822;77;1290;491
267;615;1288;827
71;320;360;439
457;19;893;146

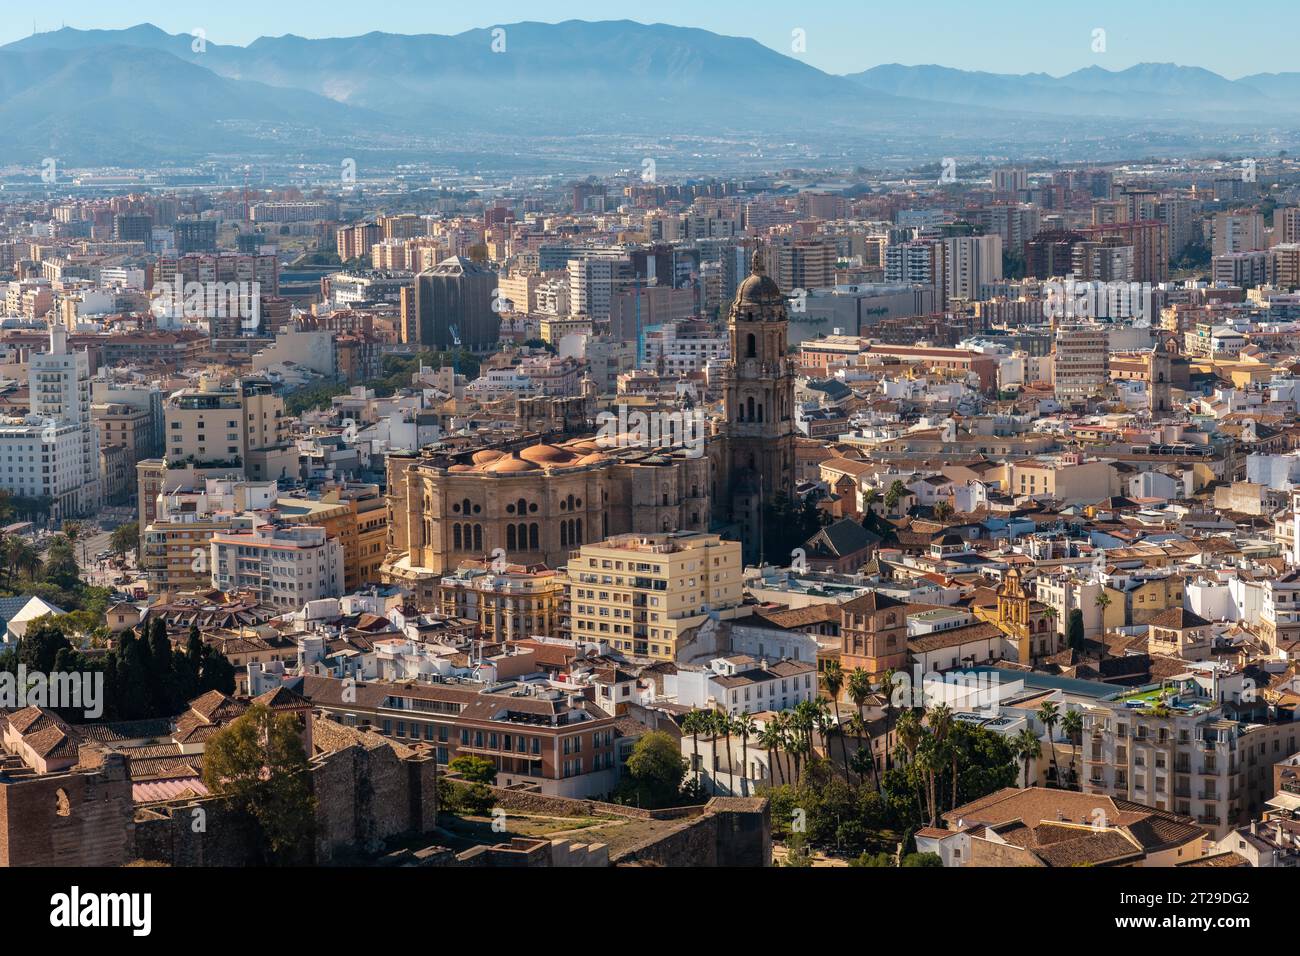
901;851;943;867
1012;726;1042;789
448;754;498;785
618;730;687;808
734;712;756;797
16;615;72;673
1037;701;1061;785
1067;608;1085;653
884;480;910;514
1061;709;1084;790
40;534;81;590
820;661;852;782
110;522;139;557
201;702;316;864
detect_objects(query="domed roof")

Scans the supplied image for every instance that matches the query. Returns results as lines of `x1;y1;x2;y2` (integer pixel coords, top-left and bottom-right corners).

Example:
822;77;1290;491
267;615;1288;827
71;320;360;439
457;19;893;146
566;440;601;454
447;464;475;473
471;449;505;465
730;249;786;321
483;452;540;474
519;443;577;465
574;452;607;466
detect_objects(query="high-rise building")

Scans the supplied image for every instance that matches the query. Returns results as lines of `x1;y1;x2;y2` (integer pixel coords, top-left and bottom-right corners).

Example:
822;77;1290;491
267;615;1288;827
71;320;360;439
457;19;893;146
0;324;103;519
1213;212;1266;256
112;213;153;250
410;256;500;350
1053;325;1110;401
174;218;218;254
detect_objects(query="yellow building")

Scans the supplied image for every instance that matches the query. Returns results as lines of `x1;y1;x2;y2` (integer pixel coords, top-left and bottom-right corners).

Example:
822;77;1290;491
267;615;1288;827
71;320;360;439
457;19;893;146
438;560;564;641
1003;457;1117;504
165;375;288;467
567;532;742;661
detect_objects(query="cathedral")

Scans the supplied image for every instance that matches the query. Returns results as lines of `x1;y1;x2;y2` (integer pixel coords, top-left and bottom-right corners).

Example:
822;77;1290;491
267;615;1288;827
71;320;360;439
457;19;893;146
382;247;798;605
711;249;799;564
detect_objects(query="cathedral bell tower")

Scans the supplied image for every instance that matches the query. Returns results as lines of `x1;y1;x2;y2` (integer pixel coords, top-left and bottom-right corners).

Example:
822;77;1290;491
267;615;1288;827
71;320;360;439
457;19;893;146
714;248;797;563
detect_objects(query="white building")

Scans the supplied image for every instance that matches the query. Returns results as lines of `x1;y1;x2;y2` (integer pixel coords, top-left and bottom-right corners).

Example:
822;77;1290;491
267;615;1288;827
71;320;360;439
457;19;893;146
210;523;344;608
0;324;102;519
665;656;817;716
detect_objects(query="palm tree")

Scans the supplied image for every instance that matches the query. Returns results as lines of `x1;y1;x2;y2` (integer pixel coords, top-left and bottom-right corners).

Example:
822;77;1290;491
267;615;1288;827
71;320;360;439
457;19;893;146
878;668;899;772
844;712;874;784
862;486;880;522
758;717;786;786
928;703;955;817
713;709;736;796
790;700;820;780
734;712;755;796
933;500;954;521
894;709;928;823
1012;727;1042;788
884;479;909;514
821;662;852;781
845;667;881;789
1037;701;1061;785
1061;710;1083;790
682;710;705;790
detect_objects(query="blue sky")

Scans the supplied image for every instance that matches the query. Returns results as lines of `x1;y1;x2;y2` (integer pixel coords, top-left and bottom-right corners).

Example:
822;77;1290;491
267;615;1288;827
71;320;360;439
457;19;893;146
7;0;1292;78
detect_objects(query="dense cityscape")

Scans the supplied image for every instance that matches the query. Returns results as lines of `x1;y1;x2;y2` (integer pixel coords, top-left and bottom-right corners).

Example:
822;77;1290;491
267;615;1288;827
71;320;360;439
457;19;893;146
0;5;1294;932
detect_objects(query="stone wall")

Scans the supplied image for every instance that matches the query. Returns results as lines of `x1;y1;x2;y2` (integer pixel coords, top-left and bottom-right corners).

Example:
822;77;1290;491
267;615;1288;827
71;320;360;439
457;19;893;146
132;721;438;866
132;800;261;867
488;785;702;822
611;797;771;867
0;748;134;867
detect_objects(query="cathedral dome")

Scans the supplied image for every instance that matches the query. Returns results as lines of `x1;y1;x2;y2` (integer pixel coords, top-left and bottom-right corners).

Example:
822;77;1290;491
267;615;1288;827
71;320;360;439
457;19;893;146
483;452;541;474
730;249;786;321
471;449;504;466
519;443;576;465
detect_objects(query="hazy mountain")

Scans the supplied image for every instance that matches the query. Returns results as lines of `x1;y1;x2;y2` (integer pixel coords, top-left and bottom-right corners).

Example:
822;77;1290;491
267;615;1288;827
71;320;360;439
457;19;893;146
0;45;386;164
1;23;1288;167
847;61;1293;119
1;21;984;143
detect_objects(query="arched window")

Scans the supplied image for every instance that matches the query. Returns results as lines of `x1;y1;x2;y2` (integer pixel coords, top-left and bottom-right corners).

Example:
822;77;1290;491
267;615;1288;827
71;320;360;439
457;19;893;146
747;333;756;358
560;521;568;547
757;403;764;422
473;525;483;551
453;524;462;550
462;498;472;516
529;523;539;550
747;397;755;420
575;518;582;545
507;525;517;550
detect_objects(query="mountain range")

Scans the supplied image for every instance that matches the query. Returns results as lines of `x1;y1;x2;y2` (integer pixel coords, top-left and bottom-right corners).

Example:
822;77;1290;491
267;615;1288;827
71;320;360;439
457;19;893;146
2;21;1298;168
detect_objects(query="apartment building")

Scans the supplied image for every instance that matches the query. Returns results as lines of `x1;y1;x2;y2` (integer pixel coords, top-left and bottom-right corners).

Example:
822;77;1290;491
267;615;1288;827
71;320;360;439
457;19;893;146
0;324;102;519
1053;326;1110;401
1082;670;1300;841
301;675;619;798
567;532;743;661
210;524;345;608
667;655;818;716
140;478;276;591
438;561;565;642
165;375;288;469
